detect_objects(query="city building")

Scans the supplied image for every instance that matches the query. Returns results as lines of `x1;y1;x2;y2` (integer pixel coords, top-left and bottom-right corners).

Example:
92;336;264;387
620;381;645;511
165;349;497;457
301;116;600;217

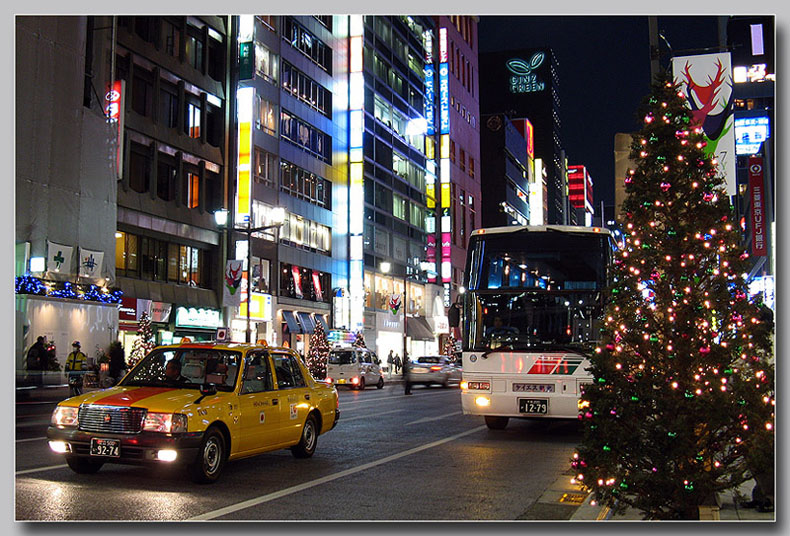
232;15;347;354
16;16;125;375
567;165;594;227
431;15;481;349
479;113;531;228
479;47;569;225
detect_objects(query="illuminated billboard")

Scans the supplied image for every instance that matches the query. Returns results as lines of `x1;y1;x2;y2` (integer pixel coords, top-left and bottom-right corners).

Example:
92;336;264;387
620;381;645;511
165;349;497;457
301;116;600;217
735;116;770;155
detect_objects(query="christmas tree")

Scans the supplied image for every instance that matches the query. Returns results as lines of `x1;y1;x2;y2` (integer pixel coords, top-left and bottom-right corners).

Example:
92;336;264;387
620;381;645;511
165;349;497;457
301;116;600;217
353;330;367;349
128;312;156;367
306;321;330;379
573;71;775;520
443;333;458;357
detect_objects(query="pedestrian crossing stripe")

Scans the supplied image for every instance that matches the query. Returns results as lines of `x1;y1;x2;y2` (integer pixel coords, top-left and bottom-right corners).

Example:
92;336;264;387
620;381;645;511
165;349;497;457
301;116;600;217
527;356;585;375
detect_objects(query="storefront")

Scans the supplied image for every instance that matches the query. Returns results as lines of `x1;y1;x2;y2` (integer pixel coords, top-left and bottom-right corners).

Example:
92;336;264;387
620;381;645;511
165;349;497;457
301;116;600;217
278;304;331;356
118;297;173;355
171;305;222;342
231;291;274;344
375;309;404;368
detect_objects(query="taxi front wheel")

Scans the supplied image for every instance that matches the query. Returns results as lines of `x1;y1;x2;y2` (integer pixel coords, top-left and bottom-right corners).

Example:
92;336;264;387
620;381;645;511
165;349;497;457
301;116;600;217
291;414;318;458
188;426;226;484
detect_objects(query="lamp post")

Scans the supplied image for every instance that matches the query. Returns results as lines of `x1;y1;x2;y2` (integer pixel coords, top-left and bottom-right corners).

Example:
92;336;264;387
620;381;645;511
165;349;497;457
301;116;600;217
217;207;286;343
380;261;407;368
242;207;286;343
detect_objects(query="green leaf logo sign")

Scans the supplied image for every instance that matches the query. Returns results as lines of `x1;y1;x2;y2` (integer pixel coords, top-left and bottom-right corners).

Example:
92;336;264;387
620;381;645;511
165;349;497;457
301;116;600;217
506;52;545;75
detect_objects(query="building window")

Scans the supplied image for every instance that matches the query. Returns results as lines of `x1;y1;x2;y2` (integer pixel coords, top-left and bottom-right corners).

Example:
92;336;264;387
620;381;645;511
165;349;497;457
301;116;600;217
279;159;331;209
186;100;201;138
281;61;331;117
186;170;200;208
257;96;278;136
393;194;407;221
185;27;205;72
283;17;331;73
257;16;276;32
280;109;330;163
131;67;153;117
129;143;150;194
450;139;456;164
163;18;181;58
254;42;278;83
157;157;176;201
459;148;466;172
159;82;179;128
469;157;475;178
255;148;277;188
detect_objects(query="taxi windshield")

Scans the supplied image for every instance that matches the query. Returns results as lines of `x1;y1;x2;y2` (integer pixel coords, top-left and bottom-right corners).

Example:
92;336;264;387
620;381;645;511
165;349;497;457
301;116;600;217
121;348;242;391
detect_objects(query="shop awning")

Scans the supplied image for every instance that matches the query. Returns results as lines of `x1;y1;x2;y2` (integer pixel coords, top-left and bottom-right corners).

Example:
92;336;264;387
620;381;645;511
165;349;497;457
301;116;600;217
314;314;329;332
406;316;435;341
282;310;302;334
298;312;316;334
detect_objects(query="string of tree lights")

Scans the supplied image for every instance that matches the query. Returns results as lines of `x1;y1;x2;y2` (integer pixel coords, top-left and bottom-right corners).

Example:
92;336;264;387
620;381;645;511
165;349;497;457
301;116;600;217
15;275;123;304
306;320;330;380
571;70;775;520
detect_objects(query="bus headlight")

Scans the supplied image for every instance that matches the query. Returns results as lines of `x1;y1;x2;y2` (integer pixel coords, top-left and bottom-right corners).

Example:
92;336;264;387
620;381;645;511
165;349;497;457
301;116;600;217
475;396;491;407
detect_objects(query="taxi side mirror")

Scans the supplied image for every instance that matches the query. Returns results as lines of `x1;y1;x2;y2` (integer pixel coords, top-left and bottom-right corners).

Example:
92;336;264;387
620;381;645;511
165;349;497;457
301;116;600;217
200;383;218;396
448;303;461;328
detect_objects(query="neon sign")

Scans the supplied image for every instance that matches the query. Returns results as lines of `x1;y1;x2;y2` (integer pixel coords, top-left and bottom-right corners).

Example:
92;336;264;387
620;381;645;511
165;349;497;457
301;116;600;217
506;52;546;94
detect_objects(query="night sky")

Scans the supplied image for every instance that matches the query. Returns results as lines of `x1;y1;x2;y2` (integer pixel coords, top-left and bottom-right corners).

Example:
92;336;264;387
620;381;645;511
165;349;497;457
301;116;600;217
478;15;721;210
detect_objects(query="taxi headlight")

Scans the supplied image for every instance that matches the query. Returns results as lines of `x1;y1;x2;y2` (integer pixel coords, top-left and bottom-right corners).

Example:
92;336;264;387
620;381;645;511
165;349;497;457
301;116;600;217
51;406;79;427
143;413;188;433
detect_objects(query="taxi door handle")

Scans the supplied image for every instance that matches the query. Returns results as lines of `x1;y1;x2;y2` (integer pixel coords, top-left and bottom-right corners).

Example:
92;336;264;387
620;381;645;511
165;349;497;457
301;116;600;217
304;394;310;400
272;399;279;405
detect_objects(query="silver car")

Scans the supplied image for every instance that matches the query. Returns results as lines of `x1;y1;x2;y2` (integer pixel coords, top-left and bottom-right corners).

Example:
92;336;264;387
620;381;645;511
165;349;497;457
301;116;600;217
408;356;462;388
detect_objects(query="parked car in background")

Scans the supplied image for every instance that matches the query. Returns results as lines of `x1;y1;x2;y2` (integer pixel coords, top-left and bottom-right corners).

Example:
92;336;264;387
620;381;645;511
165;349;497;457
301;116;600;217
47;341;339;483
409;355;462;388
326;347;384;390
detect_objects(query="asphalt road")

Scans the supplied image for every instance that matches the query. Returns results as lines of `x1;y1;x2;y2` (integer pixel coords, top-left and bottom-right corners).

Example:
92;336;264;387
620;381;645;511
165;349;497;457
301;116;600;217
15;382;585;521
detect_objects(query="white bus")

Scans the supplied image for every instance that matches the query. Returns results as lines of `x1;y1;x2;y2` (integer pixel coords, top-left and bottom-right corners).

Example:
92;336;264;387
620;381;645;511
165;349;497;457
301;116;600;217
453;225;616;429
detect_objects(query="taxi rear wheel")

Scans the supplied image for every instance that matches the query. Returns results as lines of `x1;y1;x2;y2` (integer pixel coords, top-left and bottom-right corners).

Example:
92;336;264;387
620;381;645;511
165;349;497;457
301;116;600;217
356;377;366;390
485;416;509;430
376;377;384;389
188;426;226;484
291;414;318;458
66;456;104;474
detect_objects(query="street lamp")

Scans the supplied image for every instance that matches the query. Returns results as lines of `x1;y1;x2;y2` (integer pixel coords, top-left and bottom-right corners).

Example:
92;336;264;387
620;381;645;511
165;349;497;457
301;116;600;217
380;261;407;369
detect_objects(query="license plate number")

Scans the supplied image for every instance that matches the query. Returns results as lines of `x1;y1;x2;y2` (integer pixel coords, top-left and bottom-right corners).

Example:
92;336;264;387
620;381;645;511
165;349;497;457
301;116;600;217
519;398;548;414
90;438;120;457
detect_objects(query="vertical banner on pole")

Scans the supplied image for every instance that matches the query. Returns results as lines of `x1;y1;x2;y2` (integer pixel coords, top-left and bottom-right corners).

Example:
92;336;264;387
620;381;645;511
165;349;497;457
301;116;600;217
748;157;767;257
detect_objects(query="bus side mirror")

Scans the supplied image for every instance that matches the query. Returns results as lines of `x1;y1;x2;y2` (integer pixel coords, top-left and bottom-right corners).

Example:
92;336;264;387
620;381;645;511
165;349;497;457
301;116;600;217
448;303;460;328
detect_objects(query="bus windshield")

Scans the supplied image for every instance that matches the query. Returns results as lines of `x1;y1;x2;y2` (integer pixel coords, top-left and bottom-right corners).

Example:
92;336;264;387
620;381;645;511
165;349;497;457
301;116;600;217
463;229;612;353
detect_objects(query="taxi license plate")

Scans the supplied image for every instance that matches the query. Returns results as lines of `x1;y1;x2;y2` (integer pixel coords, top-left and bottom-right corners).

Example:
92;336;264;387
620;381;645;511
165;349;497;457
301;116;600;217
519;398;548;414
90;438;120;457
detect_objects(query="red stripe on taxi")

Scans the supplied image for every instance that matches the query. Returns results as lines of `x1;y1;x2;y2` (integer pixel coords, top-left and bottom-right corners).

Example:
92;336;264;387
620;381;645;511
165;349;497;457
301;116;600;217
92;387;177;407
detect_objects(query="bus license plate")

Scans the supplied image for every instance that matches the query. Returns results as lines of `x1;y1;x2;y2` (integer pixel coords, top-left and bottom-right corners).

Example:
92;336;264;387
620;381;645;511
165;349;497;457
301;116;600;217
90;438;120;457
519;398;548;414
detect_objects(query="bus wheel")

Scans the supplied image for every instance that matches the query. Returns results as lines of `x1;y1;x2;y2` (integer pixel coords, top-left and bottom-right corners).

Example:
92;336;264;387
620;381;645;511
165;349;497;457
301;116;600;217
485;416;509;430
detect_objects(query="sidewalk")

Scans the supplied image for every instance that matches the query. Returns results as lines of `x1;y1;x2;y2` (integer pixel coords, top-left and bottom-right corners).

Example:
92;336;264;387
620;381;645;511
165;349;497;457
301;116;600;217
571;478;775;521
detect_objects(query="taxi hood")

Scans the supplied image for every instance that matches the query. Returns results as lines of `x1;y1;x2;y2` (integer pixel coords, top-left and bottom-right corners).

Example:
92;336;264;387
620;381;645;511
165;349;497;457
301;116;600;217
58;385;211;413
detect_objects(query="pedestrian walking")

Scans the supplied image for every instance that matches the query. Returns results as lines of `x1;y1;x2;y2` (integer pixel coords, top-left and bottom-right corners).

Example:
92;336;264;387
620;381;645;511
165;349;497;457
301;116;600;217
395;353;402;375
387;350;394;378
108;341;127;386
65;341;87;396
26;336;47;386
402;353;412;395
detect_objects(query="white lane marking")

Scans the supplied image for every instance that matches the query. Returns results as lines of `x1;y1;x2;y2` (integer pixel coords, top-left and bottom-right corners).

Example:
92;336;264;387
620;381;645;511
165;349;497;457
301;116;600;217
16;437;47;443
339;408;402;423
339;389;456;407
16;464;68;476
405;411;462;426
189;425;487;521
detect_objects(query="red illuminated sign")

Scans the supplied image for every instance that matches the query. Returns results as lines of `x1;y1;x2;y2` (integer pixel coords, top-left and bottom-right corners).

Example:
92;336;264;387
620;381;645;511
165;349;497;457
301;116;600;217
104;80;125;179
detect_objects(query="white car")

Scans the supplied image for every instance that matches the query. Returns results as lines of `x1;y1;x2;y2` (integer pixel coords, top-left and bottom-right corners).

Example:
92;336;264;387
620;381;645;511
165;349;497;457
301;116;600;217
326;348;384;390
408;356;462;388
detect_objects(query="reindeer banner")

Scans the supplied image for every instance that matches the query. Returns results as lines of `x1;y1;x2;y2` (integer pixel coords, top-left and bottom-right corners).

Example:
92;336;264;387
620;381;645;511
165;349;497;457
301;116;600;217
223;259;244;308
672;53;737;196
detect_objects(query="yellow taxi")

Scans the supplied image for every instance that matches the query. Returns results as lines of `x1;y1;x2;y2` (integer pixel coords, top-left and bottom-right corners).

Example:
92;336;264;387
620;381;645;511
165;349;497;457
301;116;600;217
47;341;339;483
